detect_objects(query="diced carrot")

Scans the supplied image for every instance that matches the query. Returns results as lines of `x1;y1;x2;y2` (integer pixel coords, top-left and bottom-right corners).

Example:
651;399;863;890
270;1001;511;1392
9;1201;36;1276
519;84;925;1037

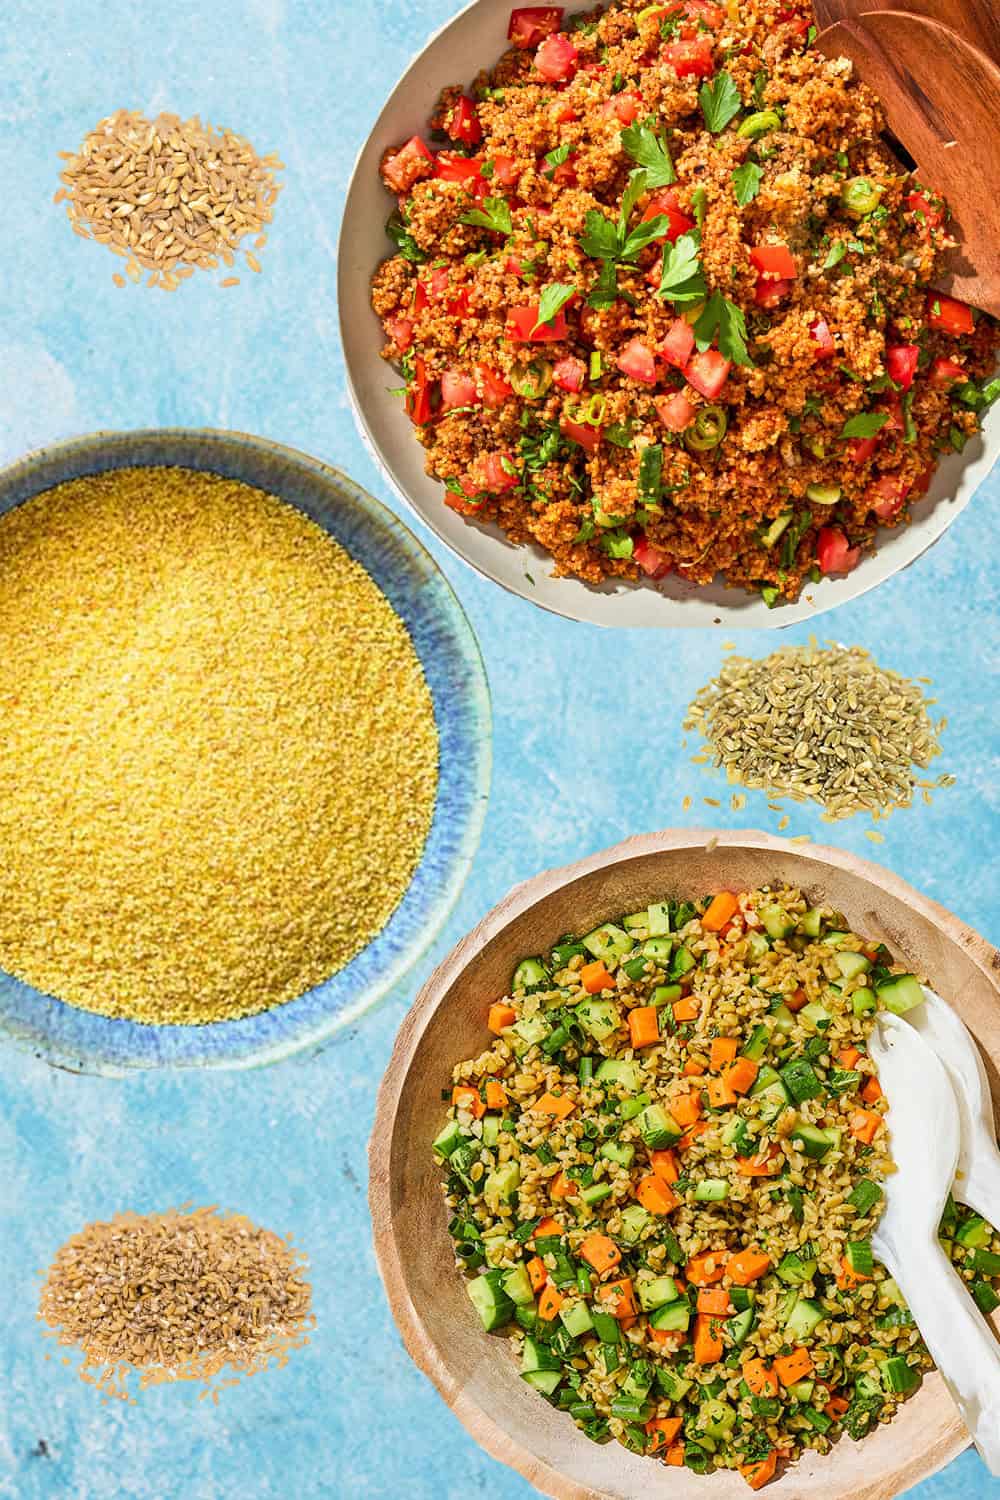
526;1255;548;1292
637;1174;679;1215
838;1046;861;1069
825;1395;850;1419
684;1057;707;1077
678;1120;710;1150
645;1416;683;1453
538;1283;563;1321
452;1084;486;1119
740;1451;777;1490
670;1091;703;1128
533;1215;561;1238
861;1075;883;1104
580;1233;621;1276
487;1002;516;1034
709;1036;739;1070
736;1145;783;1176
550;1169;573;1199
785;987;808;1012
596;1275;638;1321
485;1078;508;1109
672;996;700;1022
742;1356;779;1397
651;1326;685;1349
723;1057;760;1096
693;1311;724;1364
650;1148;679;1183
773;1347;814;1388
580;960;615;993
837;1254;872;1289
628;1005;660;1049
533;1090;575;1120
849;1107;882;1144
728;1249;771;1285
665;1442;686;1466
686;1250;729;1285
707;1075;737;1108
697;1287;731;1315
702;891;740;931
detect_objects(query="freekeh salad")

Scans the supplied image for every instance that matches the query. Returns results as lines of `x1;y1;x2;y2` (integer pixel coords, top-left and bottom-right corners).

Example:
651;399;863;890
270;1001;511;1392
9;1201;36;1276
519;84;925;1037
372;0;1000;605
432;886;1000;1487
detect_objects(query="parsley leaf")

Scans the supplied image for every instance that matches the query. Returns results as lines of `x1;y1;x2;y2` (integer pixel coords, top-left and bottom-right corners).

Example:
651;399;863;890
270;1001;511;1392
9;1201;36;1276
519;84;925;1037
579;209;620;260
732;161;763;206
620;121;676;188
657;231;707;305
385;210;427;264
533;282;577;332
587;260;620;309
618;168;649;238
543;143;573;179
459;196;512;235
690;185;707;228
699;71;742;134
841;411;890;439
822;240;847;271
621;214;673;261
694;289;754;367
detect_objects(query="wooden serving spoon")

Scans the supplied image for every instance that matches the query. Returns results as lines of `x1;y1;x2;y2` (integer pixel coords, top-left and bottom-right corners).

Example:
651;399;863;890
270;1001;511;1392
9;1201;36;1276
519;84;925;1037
814;0;1000;63
813;9;1000;315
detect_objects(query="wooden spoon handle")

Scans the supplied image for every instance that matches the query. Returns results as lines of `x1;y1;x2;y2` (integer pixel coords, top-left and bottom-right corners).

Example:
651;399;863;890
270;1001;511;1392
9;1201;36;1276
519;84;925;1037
813;0;1000;62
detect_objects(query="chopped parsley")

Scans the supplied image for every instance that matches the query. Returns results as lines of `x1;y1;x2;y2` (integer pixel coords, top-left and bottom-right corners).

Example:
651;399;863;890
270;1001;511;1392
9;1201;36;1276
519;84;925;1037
385;210;426;264
694;289;754;367
657;231;708;305
533;282;577;332
841;411;890;439
732;161;763;206
620;120;676;188
458;196;512;235
699;71;742;134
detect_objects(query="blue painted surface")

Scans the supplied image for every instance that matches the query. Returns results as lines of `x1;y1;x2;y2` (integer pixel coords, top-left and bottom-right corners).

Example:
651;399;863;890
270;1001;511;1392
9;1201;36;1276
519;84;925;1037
0;0;998;1496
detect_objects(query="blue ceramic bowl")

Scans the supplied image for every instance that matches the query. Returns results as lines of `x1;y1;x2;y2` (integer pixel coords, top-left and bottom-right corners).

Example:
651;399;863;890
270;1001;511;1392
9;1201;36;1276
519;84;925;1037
0;429;491;1073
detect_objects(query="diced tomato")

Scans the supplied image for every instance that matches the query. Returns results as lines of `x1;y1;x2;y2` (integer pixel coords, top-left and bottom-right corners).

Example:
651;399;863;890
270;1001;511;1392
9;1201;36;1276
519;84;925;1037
410;280;429;316
663;36;715;76
441;370;479;410
848;435;879;465
560;418;602;455
435;152;484;184
885;343;919;391
422;266;470;320
867;473;909;522
750;244;797;281
912;464;934;495
655;391;695;431
551;161;578;187
507;304;568;342
617;337;658;384
447;96;483;147
475;364;515;406
777;7;810;33
385;317;413;352
491;154;522;188
685;0;724;23
754;277;792;308
634;536;673;578
508;5;564;48
929;356;966;388
642;188;696;243
551;101;578;125
880;395;904;433
381;136;435;194
808;318;836;360
601;91;644;125
553;356;587;392
535;31;579;81
905;190;944;230
444;490;485;517
660;318;696;370
405;356;436;426
482;452;519;492
927;291;974;336
685;349;731;400
504;256;523;277
816;525;861;575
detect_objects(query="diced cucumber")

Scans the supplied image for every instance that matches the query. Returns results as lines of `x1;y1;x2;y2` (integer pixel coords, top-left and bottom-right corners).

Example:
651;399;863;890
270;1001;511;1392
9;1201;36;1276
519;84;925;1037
468;1274;515;1331
522;1336;562;1374
637;1274;679;1311
581;1182;612;1206
559;1300;594;1337
799;1001;832;1032
877;1276;906;1310
824;931;852;947
757;1082;791;1125
639;1103;682;1148
650;1299;691;1332
694;1178;729;1202
623;1360;655;1400
591;1308;620;1345
851;987;877;1016
620;1203;652;1242
787;1379;814;1403
729;1287;755;1311
973;1248;1000;1276
747;929;771;961
649;901;671;936
750;1063;782;1095
484;1161;520;1206
502;1265;535;1307
513;957;550;991
956;1214;992;1249
785;1295;825;1339
701;1397;737;1439
622;956;649;982
514;1014;550;1047
835;950;872;980
652;983;682;1008
721;1116;754;1154
846;1239;874;1276
880;1356;919;1393
777;1247;818;1285
482;1113;501;1148
623;910;650;934
657;1366;693;1401
641;937;674;964
973;1281;1000;1315
761;904;796;940
550;939;585;968
743;1024;769;1061
576;999;620;1042
433;1120;467;1159
876;974;925;1015
780;1057;823;1103
848;1178;883;1215
595;1058;639;1093
791;1124;840;1160
670;945;696;979
620;1092;651;1120
522;1368;563;1395
600;1140;635;1168
582;923;634;963
800;907;824;937
727;1307;755;1347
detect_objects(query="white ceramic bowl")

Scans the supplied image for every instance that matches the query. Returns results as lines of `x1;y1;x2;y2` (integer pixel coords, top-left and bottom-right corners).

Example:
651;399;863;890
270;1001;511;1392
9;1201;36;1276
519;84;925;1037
338;0;999;627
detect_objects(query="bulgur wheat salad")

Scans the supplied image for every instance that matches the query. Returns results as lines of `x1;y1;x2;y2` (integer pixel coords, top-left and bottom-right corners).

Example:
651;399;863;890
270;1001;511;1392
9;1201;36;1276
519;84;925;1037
433;886;1000;1487
372;0;1000;605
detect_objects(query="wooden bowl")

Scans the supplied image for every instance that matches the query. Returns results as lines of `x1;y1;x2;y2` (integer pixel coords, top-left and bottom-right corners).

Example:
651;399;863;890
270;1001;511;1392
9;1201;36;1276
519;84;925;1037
370;828;1000;1500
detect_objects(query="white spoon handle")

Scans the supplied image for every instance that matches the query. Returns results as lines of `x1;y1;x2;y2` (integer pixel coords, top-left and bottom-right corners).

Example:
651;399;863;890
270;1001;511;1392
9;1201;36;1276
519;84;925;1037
880;1235;1000;1474
963;1143;1000;1236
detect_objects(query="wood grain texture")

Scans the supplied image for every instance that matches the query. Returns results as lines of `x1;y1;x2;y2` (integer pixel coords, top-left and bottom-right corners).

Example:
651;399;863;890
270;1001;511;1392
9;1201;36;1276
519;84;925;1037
814;0;1000;64
370;829;1000;1500
816;11;1000;315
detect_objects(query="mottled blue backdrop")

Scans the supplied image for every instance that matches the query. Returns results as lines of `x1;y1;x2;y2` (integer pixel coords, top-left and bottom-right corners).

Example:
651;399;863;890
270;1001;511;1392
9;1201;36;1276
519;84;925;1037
1;0;998;1496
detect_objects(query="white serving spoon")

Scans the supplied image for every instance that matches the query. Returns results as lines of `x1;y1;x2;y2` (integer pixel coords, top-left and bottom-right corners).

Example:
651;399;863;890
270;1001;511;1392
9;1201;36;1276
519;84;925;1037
869;1012;1000;1474
904;986;1000;1226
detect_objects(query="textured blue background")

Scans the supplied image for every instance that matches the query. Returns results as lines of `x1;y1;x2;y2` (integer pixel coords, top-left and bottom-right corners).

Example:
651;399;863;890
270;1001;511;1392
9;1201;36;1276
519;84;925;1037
1;0;998;1496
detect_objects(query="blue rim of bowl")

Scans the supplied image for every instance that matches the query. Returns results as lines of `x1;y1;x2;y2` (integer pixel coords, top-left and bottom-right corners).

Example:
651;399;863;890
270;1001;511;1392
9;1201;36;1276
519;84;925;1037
0;428;492;1074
